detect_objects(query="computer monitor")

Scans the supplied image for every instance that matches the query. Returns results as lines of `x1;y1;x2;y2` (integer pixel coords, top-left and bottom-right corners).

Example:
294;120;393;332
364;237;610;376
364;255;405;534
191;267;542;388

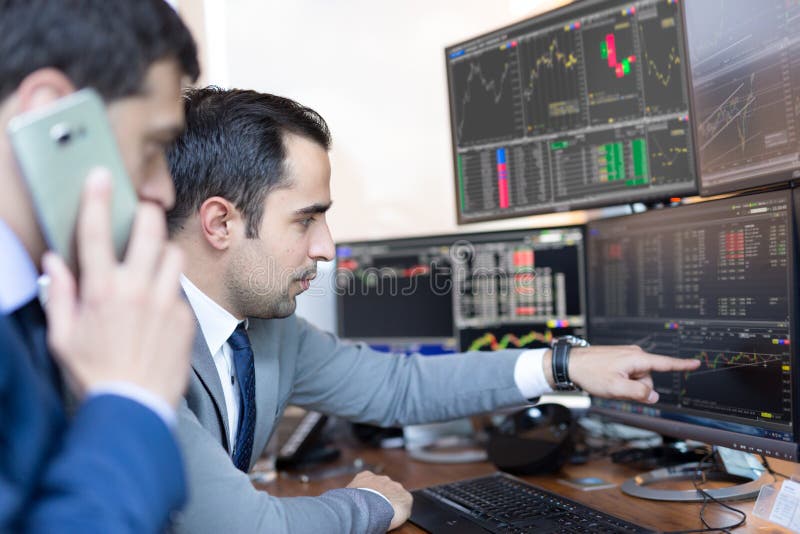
587;189;798;463
684;0;800;196
336;235;458;355
449;227;586;353
445;0;697;223
335;226;586;355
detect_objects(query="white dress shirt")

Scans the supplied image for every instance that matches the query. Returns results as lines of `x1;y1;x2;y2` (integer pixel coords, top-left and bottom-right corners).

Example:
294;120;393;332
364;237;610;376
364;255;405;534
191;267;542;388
180;274;244;450
514;348;553;399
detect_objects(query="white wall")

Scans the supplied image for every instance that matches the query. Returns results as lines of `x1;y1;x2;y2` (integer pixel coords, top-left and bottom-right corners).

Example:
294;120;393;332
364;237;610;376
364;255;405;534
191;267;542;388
211;0;583;242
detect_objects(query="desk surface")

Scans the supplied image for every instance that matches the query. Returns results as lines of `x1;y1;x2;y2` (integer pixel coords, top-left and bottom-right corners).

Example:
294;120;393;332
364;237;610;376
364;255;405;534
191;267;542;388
254;442;799;533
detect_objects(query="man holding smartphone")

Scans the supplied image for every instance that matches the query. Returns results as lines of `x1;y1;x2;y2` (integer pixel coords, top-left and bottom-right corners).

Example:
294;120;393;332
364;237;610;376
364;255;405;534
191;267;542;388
0;1;200;531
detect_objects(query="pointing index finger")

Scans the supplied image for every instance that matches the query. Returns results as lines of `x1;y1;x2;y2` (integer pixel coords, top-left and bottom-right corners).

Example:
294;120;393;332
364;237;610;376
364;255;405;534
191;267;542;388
643;353;701;372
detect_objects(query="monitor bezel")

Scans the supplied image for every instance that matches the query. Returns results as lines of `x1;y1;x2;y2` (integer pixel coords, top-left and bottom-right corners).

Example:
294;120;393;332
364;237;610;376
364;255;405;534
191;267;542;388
586;189;799;461
444;0;699;225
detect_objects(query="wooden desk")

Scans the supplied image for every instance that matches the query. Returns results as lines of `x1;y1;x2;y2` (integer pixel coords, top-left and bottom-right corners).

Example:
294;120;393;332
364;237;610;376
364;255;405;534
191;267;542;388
254;442;800;533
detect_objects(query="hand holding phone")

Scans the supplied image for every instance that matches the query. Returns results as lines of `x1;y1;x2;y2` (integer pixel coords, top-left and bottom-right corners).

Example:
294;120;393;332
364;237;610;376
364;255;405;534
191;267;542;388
7;88;137;267
42;169;195;407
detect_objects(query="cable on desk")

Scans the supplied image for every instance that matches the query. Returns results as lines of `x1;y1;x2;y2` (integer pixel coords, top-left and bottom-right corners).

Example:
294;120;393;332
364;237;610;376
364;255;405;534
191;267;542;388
663;450;747;534
760;454;791;480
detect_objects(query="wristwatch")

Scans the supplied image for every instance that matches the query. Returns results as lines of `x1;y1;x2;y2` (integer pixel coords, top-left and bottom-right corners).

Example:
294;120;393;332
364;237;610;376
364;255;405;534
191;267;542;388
550;335;590;391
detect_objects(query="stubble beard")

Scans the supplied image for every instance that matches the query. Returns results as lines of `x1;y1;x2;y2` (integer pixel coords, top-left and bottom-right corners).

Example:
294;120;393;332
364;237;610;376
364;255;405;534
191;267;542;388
225;252;298;319
228;274;296;320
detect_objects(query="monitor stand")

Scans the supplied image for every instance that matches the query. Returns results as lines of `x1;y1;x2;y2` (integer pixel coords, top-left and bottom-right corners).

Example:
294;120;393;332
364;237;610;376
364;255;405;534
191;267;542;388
620;446;771;502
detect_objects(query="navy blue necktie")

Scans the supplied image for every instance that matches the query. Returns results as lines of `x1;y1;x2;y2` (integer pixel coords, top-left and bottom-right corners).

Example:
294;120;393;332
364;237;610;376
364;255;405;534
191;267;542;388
228;323;256;472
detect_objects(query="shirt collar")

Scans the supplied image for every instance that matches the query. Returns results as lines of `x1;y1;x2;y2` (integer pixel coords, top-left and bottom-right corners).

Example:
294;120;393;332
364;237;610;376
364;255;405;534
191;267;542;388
0;219;39;314
180;274;245;355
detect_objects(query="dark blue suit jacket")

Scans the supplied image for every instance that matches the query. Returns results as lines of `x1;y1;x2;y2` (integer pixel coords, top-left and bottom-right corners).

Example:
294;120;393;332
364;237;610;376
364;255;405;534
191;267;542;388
0;313;187;532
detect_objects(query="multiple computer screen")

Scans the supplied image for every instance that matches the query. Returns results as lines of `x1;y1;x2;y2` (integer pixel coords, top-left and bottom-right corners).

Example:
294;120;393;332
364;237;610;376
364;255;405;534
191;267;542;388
335;0;800;464
445;0;800;220
336;227;585;356
337;189;799;460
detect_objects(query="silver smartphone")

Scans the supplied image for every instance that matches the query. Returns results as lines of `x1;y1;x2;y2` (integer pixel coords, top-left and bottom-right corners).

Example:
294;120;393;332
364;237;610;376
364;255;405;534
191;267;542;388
7;88;137;266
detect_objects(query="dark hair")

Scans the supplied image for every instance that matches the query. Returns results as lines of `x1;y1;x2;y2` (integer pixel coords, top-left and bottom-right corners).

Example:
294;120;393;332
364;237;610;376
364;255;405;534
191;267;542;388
0;0;200;102
166;87;332;238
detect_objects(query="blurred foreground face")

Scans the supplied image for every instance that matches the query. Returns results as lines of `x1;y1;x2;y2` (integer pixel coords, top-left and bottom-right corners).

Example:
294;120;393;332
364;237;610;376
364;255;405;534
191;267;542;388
106;59;186;211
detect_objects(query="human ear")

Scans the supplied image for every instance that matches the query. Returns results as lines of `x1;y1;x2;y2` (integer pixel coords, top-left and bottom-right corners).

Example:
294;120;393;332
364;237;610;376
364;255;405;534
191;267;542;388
16;68;76;113
198;196;244;250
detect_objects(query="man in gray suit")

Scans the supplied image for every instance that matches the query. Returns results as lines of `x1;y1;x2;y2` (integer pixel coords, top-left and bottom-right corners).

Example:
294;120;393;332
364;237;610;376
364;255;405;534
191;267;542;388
165;87;700;533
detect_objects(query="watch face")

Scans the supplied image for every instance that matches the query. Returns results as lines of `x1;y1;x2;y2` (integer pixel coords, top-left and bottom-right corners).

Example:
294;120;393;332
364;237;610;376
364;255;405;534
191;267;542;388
552;335;582;348
560;335;590;347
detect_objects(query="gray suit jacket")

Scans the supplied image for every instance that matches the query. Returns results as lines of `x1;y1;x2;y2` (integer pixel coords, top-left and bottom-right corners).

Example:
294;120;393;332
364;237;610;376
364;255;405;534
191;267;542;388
173;313;528;533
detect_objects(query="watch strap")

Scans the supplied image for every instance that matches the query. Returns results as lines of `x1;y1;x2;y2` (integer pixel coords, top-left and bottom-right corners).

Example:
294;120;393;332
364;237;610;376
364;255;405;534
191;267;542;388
552;339;578;391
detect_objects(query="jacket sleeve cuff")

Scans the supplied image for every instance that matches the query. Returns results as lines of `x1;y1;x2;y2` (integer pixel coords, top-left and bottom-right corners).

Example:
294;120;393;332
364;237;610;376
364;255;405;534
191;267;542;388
88;381;176;427
327;488;394;533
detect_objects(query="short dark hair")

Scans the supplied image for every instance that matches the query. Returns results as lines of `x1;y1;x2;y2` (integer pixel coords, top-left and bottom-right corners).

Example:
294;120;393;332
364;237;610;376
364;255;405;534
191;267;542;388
166;87;332;238
0;0;200;102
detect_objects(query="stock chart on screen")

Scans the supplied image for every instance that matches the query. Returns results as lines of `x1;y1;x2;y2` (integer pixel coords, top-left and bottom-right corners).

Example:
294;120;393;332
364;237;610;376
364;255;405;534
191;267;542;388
336;228;586;355
588;190;795;446
684;0;800;195
449;227;586;352
446;0;697;223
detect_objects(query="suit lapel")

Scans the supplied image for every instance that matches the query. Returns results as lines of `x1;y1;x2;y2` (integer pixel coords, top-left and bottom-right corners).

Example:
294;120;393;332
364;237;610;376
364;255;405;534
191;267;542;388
181;288;233;451
181;282;278;464
248;319;280;466
189;321;232;452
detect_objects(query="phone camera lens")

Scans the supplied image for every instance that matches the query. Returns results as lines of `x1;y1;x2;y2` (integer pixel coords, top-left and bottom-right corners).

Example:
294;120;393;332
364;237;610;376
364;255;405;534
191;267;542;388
50;124;72;146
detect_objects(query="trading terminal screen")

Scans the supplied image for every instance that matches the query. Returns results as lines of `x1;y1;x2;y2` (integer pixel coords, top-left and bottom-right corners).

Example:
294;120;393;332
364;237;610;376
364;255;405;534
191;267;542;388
335;227;586;356
588;190;797;458
684;0;800;195
450;228;585;352
336;237;458;355
446;0;697;223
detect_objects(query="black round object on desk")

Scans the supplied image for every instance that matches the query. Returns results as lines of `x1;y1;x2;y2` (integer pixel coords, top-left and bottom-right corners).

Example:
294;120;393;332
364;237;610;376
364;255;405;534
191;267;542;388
487;403;575;475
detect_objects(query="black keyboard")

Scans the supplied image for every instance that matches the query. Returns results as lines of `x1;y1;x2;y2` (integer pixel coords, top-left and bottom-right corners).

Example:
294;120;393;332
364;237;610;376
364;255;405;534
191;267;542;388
410;473;656;534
